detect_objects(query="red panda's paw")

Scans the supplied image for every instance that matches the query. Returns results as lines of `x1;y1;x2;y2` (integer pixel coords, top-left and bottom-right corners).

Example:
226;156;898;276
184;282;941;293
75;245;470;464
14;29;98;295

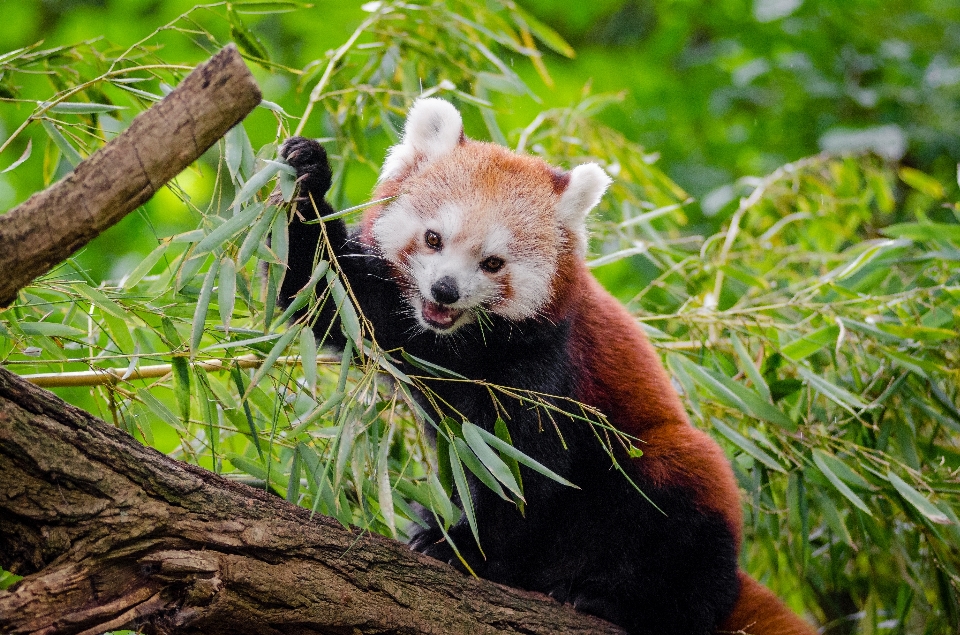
280;136;333;198
408;525;445;553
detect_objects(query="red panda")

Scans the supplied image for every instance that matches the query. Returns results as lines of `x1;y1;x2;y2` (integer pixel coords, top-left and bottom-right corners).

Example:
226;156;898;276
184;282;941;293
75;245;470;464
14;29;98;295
280;98;818;635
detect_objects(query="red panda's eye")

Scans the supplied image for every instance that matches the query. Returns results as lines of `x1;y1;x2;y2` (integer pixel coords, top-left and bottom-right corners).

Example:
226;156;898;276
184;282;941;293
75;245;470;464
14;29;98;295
480;256;505;273
424;230;442;250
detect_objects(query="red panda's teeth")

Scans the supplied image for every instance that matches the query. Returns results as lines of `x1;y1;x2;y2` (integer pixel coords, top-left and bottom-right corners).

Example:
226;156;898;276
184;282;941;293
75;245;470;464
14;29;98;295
421;301;464;330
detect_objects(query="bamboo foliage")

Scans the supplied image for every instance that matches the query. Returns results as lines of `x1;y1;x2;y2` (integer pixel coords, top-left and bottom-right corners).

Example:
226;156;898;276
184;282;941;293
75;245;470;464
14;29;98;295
1;2;959;632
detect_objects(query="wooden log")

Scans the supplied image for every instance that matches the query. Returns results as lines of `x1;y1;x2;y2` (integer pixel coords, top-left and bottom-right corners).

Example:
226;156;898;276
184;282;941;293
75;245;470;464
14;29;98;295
0;366;624;635
0;44;262;307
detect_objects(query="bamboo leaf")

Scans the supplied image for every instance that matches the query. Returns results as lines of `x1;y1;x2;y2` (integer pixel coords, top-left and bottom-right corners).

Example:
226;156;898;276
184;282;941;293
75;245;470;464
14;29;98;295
1;139;31;174
139;389;181;430
41;120;82;167
233;162;281;206
300;328;318;395
246;325;301;396
286;446;302;504
20;322;85;338
449;439;482;549
887;471;952;525
122;242;170;289
462;422;524;500
231;364;262;460
218;257;237;334
193;203;263;258
796;366;869;412
467;424;578;489
191;258;220;357
712;419;786;473
171;356;191;423
42;101;126;114
813;450;873;516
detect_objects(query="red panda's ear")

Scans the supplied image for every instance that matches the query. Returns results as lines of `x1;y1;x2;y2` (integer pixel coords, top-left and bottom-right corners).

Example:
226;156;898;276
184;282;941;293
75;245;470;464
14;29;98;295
557;163;612;254
380;98;464;181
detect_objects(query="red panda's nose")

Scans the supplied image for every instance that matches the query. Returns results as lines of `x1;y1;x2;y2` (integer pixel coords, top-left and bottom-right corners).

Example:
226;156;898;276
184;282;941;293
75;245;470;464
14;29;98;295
431;276;460;305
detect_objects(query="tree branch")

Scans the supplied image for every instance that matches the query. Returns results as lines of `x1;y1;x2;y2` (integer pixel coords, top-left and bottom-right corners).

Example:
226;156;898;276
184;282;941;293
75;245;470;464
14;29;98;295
0;367;624;635
0;45;262;307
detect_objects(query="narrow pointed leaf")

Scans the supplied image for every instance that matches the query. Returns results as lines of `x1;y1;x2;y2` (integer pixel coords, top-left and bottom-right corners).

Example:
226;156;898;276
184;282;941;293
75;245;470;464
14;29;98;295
813;450;873;516
888;471;952;525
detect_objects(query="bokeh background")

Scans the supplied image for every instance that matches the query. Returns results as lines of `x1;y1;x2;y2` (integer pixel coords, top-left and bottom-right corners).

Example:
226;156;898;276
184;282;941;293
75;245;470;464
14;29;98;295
2;2;960;633
3;0;959;277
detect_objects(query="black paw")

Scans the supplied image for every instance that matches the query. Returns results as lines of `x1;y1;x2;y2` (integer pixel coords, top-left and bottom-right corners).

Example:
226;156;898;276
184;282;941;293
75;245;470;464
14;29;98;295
409;526;445;553
280;136;333;197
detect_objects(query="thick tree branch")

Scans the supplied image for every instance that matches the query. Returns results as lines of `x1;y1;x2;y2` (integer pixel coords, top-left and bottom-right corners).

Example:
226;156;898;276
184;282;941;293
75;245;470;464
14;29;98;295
0;367;624;635
0;45;262;307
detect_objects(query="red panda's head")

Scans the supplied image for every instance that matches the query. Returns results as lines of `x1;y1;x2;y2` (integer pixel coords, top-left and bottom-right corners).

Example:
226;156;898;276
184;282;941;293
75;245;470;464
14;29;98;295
364;99;611;334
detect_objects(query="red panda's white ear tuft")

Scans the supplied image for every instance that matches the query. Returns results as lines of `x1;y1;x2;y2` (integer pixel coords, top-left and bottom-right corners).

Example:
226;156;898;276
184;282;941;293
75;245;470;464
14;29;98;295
379;98;464;181
557;163;612;254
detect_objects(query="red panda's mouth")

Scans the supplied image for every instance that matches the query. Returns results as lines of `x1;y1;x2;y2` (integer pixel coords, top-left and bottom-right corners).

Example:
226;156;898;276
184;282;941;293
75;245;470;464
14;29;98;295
421;301;465;330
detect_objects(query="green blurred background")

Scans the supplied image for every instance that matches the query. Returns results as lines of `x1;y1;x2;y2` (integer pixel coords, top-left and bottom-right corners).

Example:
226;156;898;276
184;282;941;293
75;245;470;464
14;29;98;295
3;2;960;632
3;0;959;280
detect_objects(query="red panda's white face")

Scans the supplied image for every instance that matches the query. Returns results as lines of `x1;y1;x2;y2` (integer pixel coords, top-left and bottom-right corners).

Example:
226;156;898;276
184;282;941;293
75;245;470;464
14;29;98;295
369;99;611;334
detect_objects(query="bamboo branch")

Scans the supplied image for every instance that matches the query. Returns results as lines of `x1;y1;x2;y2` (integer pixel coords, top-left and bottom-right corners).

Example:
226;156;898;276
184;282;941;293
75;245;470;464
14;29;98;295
18;353;343;388
0;45;262;307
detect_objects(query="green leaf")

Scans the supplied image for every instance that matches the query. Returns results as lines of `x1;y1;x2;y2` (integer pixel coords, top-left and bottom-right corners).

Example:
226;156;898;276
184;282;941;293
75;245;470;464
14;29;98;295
74;283;127;320
731;335;770;401
494;418;524;508
813;450;873;516
286;446;302;504
887;471;952;525
711;419;786;473
400;351;468;379
898;166;945;199
171;356;191;423
462;422;524;500
122;242;170;289
511;5;576;58
781;325;840;361
300;328;318;395
232;1;310;15
326;270;361;345
467;424;578;489
41;120;82;167
273;260;329;326
674;356;796;431
454;436;508;501
42;100;126;114
814;451;873;491
191;258;220;357
218;257;237;334
233;162;281;206
231;364;262;459
435;425;453;497
237;206;279;265
1;138;31;174
449;439;482;549
796;366;869;413
246;325;301;396
883;222;960;243
193;204;263;258
139;389;181;430
20;321;85;338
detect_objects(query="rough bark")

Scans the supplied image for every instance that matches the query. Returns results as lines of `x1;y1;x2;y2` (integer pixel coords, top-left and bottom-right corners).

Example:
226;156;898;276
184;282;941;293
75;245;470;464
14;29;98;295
0;44;262;307
0;367;624;635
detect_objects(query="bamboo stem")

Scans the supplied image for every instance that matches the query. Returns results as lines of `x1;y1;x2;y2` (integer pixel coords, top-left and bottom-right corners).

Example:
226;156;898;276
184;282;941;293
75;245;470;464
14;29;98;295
20;353;341;388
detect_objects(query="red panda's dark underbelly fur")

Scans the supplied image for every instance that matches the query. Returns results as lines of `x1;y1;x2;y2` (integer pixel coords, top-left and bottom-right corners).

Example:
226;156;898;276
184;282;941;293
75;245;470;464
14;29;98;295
278;106;817;634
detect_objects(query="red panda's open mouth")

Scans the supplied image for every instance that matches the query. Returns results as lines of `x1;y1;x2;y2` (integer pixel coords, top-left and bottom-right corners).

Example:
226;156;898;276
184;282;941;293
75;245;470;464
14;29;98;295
421;301;465;330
